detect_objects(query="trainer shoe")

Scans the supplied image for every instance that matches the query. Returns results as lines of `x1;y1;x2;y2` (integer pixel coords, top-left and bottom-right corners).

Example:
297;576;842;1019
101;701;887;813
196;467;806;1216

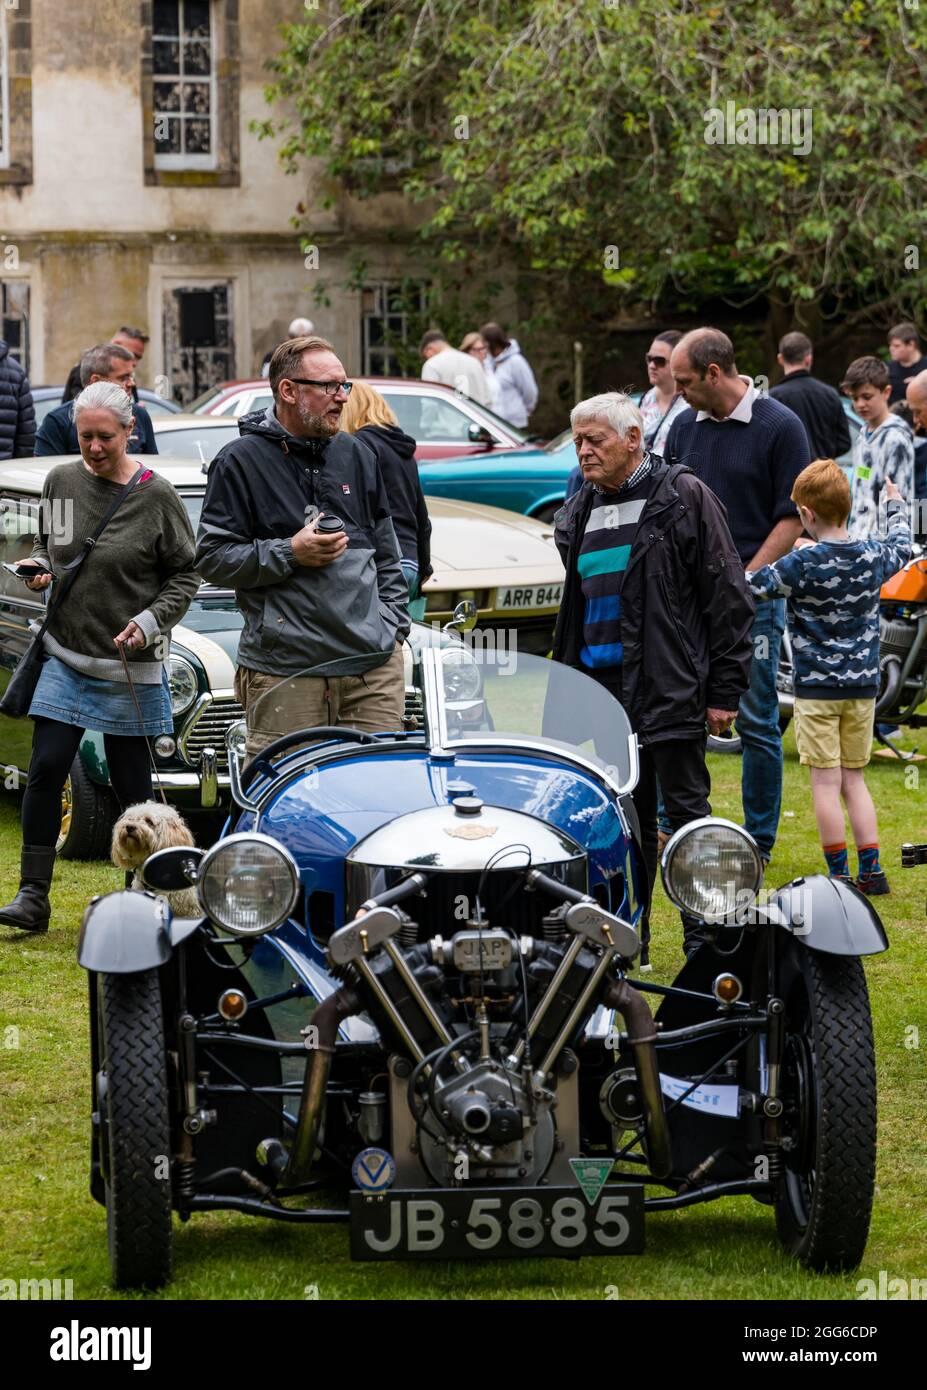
855;871;890;896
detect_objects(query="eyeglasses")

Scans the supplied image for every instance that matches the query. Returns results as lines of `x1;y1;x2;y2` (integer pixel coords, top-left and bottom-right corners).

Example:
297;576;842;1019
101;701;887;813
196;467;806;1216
286;377;353;396
645;354;667;367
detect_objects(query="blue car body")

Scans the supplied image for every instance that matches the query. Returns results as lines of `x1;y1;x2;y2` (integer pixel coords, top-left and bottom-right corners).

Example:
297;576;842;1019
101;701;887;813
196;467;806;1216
236;742;642;989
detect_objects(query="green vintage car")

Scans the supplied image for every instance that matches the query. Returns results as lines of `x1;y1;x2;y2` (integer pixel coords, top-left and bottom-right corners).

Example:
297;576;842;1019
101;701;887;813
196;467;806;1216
0;457;480;859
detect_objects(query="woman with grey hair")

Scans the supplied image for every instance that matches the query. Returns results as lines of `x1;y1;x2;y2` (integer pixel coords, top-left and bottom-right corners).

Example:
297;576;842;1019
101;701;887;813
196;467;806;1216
0;381;199;934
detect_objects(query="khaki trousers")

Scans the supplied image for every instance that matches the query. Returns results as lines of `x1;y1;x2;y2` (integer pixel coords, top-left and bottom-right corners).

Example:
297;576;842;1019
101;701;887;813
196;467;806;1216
234;645;406;757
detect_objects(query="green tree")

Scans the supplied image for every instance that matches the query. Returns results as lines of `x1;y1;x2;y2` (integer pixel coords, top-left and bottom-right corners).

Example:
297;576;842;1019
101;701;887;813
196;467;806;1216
257;0;927;354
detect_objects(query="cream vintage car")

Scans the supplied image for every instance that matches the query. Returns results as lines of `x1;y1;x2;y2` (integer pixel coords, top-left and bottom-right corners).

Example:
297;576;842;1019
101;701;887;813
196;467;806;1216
0;455;563;857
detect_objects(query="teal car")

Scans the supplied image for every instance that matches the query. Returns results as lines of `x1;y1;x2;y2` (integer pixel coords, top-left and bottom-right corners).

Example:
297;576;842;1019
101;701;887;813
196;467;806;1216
418;429;579;525
421;399;863;520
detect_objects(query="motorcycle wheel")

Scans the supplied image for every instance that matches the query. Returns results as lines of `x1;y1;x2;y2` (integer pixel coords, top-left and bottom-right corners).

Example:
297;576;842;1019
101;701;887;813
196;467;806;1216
98;970;173;1289
774;942;876;1271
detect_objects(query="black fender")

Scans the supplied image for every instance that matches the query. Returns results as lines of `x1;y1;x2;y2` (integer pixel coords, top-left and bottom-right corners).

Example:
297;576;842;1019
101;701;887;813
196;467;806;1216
77;890;201;973
760;874;888;957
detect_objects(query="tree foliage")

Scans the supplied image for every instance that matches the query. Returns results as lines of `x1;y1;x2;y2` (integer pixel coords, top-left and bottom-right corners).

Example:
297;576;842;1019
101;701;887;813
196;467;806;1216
258;0;927;336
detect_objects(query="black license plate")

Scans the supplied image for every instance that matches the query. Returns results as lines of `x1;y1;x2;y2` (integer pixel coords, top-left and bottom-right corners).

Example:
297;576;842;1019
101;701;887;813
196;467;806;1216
350;1185;643;1260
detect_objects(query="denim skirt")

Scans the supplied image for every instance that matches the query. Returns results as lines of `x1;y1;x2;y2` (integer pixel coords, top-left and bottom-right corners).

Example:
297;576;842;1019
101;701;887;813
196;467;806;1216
29;655;174;736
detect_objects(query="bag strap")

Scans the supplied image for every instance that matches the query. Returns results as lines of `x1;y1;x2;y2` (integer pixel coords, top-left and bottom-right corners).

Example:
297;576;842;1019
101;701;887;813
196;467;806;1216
36;467;150;640
644;394;681;447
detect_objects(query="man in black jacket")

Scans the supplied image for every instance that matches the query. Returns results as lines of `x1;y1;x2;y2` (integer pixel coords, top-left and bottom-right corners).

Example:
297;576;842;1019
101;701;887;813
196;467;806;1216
769;332;851;460
552;392;754;958
0;339;36;460
195;335;410;755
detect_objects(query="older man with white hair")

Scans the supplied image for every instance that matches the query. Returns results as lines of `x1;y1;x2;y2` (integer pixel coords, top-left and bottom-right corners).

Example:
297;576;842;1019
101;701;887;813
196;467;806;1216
551;391;754;960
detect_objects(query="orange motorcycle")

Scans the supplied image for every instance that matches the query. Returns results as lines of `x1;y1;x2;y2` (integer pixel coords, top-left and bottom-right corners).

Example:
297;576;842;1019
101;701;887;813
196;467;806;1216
876;548;927;751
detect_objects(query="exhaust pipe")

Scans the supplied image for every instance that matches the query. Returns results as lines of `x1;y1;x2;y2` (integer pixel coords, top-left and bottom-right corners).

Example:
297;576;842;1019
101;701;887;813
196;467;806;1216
874;657;903;717
601;978;672;1179
262;984;360;1188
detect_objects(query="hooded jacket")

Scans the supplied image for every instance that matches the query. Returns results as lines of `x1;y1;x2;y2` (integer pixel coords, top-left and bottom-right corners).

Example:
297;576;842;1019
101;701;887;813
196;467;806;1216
354;423;432;582
194;406;410;677
551;460;754;744
487;338;538;428
0;340;36;460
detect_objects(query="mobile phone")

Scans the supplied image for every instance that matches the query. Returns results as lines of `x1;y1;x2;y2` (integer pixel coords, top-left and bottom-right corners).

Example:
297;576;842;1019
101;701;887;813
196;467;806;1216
2;562;52;579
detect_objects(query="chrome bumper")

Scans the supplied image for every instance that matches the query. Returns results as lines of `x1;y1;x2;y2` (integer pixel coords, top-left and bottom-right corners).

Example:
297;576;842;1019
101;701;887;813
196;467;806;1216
154;749;222;806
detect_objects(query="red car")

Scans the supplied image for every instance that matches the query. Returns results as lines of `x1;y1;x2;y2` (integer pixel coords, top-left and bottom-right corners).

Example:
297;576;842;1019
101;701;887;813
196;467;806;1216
188;377;539;460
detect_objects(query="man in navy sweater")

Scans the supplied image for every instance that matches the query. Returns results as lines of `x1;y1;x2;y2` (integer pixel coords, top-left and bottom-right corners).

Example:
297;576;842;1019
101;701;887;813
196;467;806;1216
36;343;158;458
666;329;811;865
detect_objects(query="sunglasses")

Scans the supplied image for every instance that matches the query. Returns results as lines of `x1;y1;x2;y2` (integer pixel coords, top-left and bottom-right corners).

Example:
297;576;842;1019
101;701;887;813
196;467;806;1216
645;354;668;367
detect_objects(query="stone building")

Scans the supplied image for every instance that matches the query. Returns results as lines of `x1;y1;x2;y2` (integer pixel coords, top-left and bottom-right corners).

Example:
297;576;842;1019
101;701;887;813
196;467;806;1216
0;0;430;404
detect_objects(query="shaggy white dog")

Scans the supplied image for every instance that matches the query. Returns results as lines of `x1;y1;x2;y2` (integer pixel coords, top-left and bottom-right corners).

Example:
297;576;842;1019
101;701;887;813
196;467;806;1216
111;801;201;918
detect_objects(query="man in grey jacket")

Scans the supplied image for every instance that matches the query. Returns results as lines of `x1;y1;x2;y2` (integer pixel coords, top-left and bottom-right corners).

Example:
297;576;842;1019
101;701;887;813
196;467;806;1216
194;335;410;754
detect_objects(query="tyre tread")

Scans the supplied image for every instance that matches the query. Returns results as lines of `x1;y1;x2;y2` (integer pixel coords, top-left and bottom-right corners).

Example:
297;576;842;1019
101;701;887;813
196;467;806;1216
101;970;173;1288
776;951;876;1271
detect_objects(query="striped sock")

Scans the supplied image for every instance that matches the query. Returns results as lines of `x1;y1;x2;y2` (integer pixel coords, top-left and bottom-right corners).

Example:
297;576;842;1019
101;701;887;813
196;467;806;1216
858;843;881;878
823;842;849;878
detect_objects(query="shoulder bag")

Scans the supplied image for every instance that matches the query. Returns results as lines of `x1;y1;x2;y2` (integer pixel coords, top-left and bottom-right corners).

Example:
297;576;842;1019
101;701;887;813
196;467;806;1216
0;468;148;718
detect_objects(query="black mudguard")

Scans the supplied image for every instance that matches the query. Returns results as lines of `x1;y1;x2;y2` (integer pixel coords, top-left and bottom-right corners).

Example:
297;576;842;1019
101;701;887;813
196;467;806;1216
761;873;888;957
77;889;201;973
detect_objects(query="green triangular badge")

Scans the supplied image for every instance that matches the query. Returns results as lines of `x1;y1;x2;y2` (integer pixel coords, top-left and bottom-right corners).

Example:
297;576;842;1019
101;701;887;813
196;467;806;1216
569;1158;613;1206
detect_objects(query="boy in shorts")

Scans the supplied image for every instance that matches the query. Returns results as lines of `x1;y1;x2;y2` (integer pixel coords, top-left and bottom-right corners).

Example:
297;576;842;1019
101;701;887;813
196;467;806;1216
748;459;911;893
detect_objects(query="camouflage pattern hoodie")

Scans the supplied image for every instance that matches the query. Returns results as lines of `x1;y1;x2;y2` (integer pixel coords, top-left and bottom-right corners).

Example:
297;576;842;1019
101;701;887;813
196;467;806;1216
850;414;914;541
748;501;912;700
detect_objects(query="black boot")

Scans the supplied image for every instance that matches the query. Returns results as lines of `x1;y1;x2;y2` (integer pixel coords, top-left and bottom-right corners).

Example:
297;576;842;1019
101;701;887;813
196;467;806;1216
0;845;56;934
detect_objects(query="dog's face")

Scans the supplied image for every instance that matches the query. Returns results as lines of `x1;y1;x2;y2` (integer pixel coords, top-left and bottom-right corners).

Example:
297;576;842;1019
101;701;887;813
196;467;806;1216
111;801;195;869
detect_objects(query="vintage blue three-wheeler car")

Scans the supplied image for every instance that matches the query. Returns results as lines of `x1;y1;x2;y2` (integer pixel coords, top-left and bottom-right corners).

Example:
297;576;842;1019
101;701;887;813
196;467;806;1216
78;632;887;1287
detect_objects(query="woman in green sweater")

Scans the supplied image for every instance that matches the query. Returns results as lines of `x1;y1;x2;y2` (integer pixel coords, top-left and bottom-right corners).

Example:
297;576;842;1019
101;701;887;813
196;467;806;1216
0;380;199;933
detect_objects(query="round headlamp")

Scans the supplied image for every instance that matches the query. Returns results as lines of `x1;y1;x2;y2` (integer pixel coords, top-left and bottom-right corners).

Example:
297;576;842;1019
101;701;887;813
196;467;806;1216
226;719;248;760
169;656;198;716
661;817;763;923
198;833;299;937
441;645;482;701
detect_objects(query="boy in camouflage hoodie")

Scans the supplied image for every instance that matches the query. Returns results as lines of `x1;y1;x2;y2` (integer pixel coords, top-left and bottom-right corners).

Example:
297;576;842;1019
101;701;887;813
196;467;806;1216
748;459;911;893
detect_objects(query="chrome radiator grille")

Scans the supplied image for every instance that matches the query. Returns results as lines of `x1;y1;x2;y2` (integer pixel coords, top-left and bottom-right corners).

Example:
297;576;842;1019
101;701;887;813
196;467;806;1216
178;696;244;770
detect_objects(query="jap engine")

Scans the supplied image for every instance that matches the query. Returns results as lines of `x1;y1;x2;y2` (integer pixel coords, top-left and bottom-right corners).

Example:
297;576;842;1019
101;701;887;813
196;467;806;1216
321;796;651;1189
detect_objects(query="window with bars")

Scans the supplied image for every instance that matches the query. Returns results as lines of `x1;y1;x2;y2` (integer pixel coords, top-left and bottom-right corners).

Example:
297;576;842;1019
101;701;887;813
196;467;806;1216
153;0;216;169
361;281;429;377
0;11;10;172
1;281;29;374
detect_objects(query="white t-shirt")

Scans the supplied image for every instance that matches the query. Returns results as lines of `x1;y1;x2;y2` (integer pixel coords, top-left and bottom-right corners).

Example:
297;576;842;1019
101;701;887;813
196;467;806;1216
422;347;493;408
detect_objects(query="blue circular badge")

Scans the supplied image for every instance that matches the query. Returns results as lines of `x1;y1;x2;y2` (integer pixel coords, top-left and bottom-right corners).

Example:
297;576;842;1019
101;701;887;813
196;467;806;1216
351;1147;397;1192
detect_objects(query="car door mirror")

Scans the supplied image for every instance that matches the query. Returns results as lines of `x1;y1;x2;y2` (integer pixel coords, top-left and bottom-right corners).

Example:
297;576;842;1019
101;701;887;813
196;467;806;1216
141;845;205;891
443;599;478;634
467;422;495;448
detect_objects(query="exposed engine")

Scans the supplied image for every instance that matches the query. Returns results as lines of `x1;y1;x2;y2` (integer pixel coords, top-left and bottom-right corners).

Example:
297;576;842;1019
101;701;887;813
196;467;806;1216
314;797;655;1189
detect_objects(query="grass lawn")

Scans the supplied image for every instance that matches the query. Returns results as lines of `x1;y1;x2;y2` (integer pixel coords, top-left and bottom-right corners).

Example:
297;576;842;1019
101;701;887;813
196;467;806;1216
1;725;925;1301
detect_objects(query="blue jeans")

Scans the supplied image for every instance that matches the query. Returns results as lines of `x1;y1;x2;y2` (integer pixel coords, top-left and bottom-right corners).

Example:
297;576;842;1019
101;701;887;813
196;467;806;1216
736;599;786;860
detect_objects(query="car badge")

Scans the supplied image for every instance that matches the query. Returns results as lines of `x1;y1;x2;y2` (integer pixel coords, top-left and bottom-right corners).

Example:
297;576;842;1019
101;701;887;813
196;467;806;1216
444;823;498;840
569;1157;613;1206
352;1147;397;1192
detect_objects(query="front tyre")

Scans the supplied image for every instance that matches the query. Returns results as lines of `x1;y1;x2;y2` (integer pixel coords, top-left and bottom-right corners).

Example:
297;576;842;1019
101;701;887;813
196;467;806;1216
99;970;173;1288
775;945;876;1271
